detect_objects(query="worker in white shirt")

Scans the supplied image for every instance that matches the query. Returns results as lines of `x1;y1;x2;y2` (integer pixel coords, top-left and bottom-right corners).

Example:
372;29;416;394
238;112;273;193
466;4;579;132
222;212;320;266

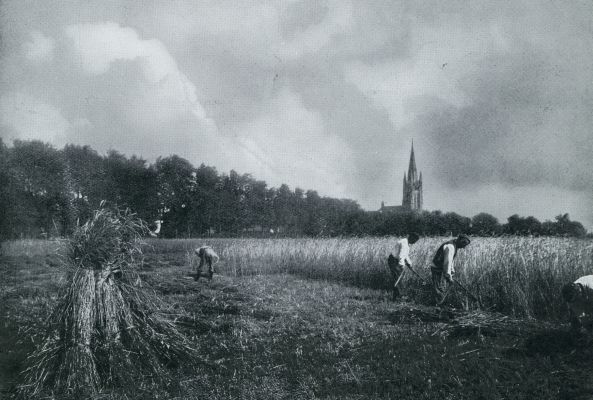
562;275;593;334
431;234;471;306
387;232;420;301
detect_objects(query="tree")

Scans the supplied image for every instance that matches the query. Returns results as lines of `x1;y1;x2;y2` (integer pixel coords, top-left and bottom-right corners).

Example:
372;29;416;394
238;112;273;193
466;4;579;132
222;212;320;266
103;151;159;223
503;214;523;235
192;164;219;235
503;214;542;235
471;213;501;236
7;140;69;236
442;212;471;235
0;138;9;241
553;213;587;237
303;190;324;236
241;178;270;233
62;144;107;223
523;216;542;235
154;155;196;237
273;184;295;233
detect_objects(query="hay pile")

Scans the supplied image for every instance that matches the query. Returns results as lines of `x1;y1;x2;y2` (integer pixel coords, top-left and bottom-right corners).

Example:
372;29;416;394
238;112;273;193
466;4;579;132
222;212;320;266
389;303;555;338
19;208;198;399
443;310;556;338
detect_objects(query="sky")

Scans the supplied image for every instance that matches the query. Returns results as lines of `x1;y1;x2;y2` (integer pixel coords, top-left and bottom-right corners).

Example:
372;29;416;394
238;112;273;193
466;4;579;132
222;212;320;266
1;0;592;228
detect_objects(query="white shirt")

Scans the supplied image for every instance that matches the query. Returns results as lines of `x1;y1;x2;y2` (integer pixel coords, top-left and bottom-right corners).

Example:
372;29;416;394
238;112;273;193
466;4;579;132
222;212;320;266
442;244;456;278
393;238;411;266
196;246;220;263
570;275;593;323
575;275;593;289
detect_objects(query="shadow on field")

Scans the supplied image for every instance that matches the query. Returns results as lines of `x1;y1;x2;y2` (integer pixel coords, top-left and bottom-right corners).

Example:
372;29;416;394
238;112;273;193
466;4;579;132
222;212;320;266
0;314;34;397
525;329;592;356
385;303;593;360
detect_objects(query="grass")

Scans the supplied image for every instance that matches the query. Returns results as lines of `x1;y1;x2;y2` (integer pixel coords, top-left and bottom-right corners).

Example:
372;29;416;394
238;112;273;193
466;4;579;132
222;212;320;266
1;237;593;399
1;239;66;258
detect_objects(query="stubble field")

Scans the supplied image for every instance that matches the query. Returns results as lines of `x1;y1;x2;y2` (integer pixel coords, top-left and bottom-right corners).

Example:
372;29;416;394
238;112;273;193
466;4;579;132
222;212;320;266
1;237;593;399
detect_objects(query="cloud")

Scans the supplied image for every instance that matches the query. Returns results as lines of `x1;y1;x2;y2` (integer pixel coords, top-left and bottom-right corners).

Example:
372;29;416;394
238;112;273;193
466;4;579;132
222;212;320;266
345;59;468;130
232;88;352;197
48;21;230;167
22;31;55;63
0;91;71;145
409;46;593;193
345;6;593;195
344;13;512;129
278;0;353;60
64;22;212;124
146;0;354;64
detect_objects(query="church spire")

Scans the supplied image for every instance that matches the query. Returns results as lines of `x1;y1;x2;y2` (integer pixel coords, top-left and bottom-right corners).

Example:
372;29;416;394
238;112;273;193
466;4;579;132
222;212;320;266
407;141;417;181
401;141;423;211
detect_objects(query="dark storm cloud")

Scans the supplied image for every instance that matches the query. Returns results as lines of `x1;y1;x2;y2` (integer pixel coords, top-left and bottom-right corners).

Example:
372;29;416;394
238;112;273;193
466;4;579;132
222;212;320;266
414;45;593;192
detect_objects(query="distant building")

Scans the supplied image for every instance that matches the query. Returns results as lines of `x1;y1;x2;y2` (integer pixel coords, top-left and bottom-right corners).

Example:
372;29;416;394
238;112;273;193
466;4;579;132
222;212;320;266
379;142;423;213
379;201;404;213
402;142;423;210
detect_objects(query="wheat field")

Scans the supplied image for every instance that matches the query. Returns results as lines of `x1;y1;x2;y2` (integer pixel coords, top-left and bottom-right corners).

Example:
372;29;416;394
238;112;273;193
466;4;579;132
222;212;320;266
3;236;591;319
141;236;593;320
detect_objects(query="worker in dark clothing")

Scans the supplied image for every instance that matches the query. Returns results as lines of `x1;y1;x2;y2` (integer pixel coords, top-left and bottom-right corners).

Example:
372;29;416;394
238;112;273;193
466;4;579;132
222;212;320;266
431;234;471;306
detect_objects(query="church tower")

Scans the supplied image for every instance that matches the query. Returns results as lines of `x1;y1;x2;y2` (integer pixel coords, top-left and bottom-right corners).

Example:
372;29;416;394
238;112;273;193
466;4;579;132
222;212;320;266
402;142;423;210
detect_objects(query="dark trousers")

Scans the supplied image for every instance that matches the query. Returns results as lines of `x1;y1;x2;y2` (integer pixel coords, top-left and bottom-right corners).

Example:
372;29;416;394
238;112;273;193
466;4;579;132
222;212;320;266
196;257;214;280
387;255;405;300
431;268;450;305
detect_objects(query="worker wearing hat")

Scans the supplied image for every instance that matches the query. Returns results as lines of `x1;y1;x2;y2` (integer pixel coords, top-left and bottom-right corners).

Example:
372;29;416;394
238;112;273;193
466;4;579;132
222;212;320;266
431;234;471;306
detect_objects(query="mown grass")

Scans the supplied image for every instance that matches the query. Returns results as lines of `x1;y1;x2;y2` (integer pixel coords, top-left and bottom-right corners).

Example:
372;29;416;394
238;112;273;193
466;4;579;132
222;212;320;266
1;239;66;258
0;251;63;398
2;238;593;399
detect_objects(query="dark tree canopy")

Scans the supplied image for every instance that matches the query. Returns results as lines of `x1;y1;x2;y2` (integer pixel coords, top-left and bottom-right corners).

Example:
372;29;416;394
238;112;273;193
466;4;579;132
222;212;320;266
0;139;587;239
471;213;501;236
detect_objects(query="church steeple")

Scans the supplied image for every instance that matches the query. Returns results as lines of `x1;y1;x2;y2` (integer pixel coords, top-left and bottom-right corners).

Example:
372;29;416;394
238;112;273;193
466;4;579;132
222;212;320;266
407;140;417;182
402;141;423;211
381;141;424;213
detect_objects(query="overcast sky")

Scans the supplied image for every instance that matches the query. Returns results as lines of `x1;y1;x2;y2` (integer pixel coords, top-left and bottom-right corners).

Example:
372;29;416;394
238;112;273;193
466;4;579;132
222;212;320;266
1;0;592;228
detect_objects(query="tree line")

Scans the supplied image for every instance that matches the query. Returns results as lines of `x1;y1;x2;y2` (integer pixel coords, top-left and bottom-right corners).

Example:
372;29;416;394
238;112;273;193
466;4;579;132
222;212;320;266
370;210;587;237
0;139;588;239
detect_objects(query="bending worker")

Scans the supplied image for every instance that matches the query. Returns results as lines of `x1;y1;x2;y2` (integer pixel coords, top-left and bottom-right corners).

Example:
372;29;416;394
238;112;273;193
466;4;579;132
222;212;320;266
562;275;593;334
195;245;220;281
431;234;471;306
388;232;420;301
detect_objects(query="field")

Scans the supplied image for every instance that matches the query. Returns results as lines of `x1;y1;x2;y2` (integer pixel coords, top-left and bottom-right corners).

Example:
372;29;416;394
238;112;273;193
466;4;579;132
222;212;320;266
1;237;593;399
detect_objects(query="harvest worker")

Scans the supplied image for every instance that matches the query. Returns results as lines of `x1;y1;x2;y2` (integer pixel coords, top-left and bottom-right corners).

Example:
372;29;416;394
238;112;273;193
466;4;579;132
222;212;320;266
195;246;220;281
387;232;420;301
431;234;471;306
562;275;593;334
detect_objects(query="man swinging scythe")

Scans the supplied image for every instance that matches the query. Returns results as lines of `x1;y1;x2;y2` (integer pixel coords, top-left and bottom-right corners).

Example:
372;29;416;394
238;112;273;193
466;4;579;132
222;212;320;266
387;232;420;301
431;234;472;306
